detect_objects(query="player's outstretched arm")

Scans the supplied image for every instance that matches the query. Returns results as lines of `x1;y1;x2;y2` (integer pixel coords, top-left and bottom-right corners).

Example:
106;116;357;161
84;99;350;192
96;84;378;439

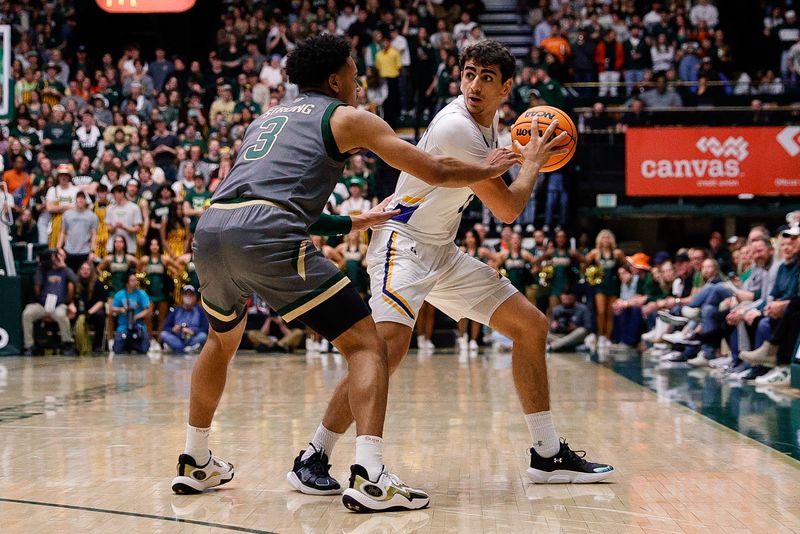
471;117;567;223
331;106;520;188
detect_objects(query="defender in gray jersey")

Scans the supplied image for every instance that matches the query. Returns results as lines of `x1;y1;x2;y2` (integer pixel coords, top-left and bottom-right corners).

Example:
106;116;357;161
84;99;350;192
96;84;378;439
170;34;522;513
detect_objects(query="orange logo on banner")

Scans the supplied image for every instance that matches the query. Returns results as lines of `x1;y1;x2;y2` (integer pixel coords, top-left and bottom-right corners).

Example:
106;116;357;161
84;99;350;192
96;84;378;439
626;126;800;196
97;0;195;13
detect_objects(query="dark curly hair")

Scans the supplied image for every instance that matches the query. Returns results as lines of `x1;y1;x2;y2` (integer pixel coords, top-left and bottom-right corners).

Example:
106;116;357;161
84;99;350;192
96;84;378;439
285;34;352;89
459;40;516;82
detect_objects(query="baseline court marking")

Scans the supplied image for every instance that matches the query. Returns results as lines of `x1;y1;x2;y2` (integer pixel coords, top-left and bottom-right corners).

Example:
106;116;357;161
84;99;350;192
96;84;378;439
0;497;277;534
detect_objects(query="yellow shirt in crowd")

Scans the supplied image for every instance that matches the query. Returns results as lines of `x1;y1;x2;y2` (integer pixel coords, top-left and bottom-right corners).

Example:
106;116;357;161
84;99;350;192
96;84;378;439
375;47;401;79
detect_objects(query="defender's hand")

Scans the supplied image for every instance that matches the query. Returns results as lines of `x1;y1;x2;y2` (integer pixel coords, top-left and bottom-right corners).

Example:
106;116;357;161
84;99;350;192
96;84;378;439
484;147;523;176
350;196;401;232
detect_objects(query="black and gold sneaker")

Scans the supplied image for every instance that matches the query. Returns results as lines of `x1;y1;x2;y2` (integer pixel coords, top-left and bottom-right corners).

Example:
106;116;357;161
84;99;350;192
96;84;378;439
342;464;429;513
171;451;234;494
527;439;614;483
286;444;342;495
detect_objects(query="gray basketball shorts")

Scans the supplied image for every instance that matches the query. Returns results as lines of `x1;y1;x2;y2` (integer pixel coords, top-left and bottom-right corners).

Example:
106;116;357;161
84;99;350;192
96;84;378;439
193;200;355;333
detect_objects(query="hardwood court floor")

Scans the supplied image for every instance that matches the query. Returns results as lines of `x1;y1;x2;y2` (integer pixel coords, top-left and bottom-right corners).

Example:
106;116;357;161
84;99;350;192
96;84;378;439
1;349;799;533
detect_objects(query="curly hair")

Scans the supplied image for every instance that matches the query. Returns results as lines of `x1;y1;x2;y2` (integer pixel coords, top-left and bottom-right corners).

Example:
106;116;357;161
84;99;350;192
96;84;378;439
285;34;352;89
459;40;516;82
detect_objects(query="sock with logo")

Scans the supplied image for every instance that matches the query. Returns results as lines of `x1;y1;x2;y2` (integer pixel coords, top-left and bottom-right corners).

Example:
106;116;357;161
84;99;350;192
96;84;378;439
525;411;560;458
184;424;211;465
355;435;384;481
301;423;343;461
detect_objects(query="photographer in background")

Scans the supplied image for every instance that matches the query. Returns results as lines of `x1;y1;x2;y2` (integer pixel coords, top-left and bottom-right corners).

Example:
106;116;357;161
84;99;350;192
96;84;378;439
21;249;77;355
158;285;208;354
110;272;151;354
547;288;593;352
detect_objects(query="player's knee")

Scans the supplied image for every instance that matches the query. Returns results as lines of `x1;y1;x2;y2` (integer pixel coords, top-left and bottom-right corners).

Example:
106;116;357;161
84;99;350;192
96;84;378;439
508;305;547;342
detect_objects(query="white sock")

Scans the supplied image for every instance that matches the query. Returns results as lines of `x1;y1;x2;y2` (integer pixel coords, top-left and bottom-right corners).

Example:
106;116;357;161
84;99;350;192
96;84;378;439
525;411;560;458
301;423;343;461
184;424;211;465
355;435;384;481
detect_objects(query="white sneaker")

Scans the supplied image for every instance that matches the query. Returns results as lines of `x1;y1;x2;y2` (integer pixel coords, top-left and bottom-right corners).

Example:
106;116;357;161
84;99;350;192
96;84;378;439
681;307;700;319
598;336;611;347
171;451;234;494
755;366;790;386
641;329;657;342
740;342;777;367
709;356;732;369
584;333;597;352
687;352;711;367
662;331;699;345
468;340;479;352
149;339;162;353
342;465;429;512
457;335;468;352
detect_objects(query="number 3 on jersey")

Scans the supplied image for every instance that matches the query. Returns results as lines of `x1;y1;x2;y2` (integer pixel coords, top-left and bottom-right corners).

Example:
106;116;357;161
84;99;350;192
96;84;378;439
243;116;288;161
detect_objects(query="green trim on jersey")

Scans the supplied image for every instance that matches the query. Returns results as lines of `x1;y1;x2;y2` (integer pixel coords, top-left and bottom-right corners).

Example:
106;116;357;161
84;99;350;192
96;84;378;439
321;102;350;162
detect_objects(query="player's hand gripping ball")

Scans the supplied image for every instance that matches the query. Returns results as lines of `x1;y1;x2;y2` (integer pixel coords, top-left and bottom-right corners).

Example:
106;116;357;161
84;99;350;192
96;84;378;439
511;105;577;172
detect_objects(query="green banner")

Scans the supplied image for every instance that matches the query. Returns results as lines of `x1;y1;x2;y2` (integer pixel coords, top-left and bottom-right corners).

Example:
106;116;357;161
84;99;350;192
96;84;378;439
0;277;22;355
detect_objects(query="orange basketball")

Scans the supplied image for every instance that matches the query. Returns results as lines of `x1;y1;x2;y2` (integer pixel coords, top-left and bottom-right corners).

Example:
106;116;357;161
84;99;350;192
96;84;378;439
511;105;577;172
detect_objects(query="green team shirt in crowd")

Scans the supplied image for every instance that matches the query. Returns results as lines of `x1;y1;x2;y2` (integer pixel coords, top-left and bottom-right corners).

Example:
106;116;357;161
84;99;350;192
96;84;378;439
234;100;262;116
43;121;74;161
184;188;212;233
9;126;40;151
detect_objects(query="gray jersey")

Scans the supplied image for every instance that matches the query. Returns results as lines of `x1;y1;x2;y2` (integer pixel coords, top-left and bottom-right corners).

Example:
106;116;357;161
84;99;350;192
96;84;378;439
212;92;349;232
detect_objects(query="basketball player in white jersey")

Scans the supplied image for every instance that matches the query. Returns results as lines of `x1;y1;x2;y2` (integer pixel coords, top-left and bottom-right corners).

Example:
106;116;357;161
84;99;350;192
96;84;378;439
288;41;613;502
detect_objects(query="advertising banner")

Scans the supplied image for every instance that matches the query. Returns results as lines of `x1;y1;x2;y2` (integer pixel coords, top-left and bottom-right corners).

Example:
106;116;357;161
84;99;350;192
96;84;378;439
97;0;196;13
626;126;800;196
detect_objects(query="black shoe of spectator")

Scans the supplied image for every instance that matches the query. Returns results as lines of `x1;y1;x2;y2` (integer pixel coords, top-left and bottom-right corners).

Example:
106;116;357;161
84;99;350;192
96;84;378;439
62;343;76;356
23;347;34;356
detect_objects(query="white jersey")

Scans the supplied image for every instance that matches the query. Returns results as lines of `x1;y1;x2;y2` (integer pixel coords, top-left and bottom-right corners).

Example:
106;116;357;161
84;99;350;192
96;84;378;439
378;95;498;245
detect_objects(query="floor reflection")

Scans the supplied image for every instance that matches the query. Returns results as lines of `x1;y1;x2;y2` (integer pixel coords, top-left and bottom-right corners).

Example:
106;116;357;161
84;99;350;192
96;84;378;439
594;347;800;460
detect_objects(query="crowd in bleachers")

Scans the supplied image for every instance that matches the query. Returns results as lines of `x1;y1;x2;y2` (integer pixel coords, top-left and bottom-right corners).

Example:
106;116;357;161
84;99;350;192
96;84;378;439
1;0;799;381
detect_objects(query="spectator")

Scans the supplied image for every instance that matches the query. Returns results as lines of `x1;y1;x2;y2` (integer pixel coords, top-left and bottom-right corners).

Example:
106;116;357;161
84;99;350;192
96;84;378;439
159;285;208;354
690;0;719;29
73;111;104;163
259;54;284;89
110;272;151;354
182;172;212;236
149;48;174;91
105;184;142;254
595;30;624;97
375;36;401;126
3;154;32;211
388;25;411;115
22;249;77;356
45;164;80;248
612;265;647;347
72;261;108;355
209;84;236;128
12;208;38;244
532;68;565;109
540;25;571;67
623;25;650;94
57;191;98;272
150;116;179;180
639;73;683;108
42;104;74;164
571;29;597;96
650;33;675;74
547;289;592;352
